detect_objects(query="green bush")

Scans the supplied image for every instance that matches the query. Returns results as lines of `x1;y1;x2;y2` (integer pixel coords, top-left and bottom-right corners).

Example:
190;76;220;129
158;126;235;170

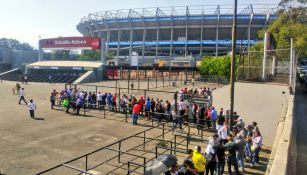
198;55;235;78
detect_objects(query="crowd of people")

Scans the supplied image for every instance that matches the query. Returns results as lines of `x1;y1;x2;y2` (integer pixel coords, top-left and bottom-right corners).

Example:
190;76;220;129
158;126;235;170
50;86;264;175
166;121;263;175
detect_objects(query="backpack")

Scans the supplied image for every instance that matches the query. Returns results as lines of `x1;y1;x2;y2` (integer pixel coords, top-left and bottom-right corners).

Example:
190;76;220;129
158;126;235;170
63;99;69;107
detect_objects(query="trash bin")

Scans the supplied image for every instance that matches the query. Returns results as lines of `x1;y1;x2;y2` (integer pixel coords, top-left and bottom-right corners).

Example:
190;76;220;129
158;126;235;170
172;81;176;87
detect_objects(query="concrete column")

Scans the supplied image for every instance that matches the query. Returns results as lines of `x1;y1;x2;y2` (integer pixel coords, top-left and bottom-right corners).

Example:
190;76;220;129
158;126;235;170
185;17;188;57
117;30;121;58
247;14;253;51
155;24;159;59
129;28;133;59
100;38;107;81
215;14;220;56
170;19;173;57
142;25;146;59
38;39;43;61
101;38;106;65
106;30;110;53
262;32;268;81
200;14;204;57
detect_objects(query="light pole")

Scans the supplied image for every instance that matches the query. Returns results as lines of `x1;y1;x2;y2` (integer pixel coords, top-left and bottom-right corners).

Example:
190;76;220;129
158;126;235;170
229;0;238;129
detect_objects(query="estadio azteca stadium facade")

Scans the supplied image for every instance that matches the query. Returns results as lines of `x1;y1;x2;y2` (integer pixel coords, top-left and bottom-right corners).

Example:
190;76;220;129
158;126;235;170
77;5;278;58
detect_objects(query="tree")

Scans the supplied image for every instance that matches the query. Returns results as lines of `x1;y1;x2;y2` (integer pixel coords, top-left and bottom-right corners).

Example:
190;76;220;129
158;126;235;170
78;50;101;61
51;50;70;60
253;6;307;58
0;38;34;51
198;56;232;77
279;0;307;5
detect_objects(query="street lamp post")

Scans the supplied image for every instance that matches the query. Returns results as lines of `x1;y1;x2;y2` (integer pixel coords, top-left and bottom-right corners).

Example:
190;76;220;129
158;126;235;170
229;0;238;129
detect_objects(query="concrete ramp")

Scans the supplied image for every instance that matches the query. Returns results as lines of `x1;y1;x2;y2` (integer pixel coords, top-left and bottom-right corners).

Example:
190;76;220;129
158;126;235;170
212;82;289;146
73;71;96;84
0;68;22;76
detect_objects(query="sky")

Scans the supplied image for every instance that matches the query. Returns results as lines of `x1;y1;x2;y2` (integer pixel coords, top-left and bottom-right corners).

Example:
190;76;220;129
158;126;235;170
0;0;280;48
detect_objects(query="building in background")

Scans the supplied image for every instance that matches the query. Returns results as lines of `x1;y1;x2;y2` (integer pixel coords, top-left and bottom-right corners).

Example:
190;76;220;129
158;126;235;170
77;4;279;60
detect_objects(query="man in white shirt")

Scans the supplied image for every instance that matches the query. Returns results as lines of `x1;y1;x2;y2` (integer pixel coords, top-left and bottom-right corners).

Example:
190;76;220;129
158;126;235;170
27;99;37;118
97;92;103;110
218;122;229;144
178;99;187;117
18;88;28;105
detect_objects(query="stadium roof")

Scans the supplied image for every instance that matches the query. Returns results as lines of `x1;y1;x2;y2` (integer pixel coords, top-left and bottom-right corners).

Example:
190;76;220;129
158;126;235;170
81;4;281;23
27;61;103;68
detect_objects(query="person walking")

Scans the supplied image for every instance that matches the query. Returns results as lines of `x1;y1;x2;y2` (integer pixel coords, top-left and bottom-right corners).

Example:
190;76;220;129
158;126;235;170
27;99;37;118
172;109;183;131
16;83;21;95
18;88;27;105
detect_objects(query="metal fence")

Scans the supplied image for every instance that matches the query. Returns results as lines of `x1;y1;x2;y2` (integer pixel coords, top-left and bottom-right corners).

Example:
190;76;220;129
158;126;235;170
237;48;296;87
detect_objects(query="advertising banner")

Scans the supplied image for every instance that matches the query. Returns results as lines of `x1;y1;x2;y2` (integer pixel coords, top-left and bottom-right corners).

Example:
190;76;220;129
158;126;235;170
41;37;100;50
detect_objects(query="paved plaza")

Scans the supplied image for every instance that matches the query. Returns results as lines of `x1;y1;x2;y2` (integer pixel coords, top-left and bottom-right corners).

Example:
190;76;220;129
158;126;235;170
0;80;287;174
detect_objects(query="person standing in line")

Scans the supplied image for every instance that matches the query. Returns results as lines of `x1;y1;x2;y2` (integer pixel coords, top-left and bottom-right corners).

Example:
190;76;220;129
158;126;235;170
50;92;56;109
27;99;37;118
178;98;186;118
235;135;246;173
97;92;103;111
107;93;113;111
192;146;206;175
216;111;225;131
251;131;263;166
216;140;226;175
102;93;107;110
205;138;217;175
198;104;206;129
18;88;27;105
192;102;198;124
210;107;218;130
182;149;198;175
205;107;212;129
218;122;229;144
132;102;141;125
224;135;239;175
145;97;151;118
165;162;184;175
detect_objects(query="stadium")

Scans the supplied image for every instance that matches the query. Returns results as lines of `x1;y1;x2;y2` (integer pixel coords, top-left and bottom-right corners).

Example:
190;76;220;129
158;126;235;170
77;4;278;59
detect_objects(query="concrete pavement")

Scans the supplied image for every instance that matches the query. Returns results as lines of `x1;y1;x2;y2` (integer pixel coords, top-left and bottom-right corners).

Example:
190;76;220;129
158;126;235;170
212;82;290;146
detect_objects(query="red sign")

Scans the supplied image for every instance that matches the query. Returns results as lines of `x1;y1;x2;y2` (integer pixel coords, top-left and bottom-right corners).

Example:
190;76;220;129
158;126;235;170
41;37;100;49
